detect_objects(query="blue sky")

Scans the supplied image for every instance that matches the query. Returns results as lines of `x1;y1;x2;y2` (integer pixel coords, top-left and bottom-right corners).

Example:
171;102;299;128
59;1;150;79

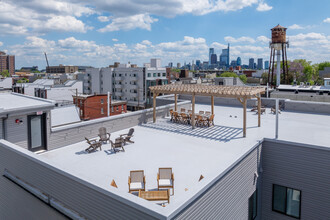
0;0;329;69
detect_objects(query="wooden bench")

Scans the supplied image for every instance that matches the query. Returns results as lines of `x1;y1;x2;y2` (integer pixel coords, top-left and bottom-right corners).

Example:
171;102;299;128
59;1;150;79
138;189;170;204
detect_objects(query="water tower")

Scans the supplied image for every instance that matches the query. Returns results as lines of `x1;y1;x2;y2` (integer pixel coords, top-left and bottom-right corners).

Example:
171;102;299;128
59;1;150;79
268;24;289;87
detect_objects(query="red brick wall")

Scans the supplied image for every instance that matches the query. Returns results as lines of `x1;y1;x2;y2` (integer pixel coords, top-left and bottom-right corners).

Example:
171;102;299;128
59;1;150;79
110;103;127;116
74;95;127;120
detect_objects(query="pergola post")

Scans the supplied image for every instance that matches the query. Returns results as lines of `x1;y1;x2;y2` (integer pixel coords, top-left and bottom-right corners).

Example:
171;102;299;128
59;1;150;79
257;95;261;127
192;94;195;129
174;94;177;111
211;95;214;115
153;93;157;123
243;98;247;137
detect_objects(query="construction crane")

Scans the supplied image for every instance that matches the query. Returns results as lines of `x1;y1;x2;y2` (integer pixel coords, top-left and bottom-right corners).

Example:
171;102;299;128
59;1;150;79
44;52;50;73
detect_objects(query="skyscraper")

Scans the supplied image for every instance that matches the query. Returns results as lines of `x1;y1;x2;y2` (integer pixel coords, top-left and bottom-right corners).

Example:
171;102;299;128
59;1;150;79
237;57;242;66
196;60;201;67
0;51;15;75
249;58;254;69
264;61;269;70
210;54;217;65
257;58;263;70
219;44;230;67
209;48;214;65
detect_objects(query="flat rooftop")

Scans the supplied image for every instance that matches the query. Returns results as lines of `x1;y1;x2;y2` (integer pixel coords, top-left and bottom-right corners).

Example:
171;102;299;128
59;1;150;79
38;104;330;215
0;93;55;115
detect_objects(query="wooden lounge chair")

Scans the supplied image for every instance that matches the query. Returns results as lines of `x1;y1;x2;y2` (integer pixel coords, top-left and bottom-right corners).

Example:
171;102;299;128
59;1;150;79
85;137;102;153
169;109;174;121
110;138;125;153
196;115;207;127
173;111;181;123
207;114;215;127
98;127;110;143
205;111;211;116
120;128;134;145
187;110;192;114
180;113;189;124
157;168;174;195
128;170;146;193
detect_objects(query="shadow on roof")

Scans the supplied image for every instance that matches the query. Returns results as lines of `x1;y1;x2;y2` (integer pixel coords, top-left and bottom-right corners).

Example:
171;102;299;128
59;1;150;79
141;119;243;142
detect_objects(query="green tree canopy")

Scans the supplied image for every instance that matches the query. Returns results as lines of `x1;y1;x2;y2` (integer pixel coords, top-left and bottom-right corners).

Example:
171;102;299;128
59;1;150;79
239;74;247;83
1;70;10;77
219;72;238;78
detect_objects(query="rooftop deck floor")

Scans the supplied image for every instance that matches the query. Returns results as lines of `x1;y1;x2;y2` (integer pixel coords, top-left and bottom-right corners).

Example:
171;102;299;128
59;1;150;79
39;104;330;213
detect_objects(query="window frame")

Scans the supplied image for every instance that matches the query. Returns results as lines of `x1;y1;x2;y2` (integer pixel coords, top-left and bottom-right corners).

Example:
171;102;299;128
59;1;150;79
248;190;258;220
272;184;301;219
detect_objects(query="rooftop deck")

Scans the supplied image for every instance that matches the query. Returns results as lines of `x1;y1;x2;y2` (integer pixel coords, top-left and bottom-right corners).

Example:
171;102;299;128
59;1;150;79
38;104;330;214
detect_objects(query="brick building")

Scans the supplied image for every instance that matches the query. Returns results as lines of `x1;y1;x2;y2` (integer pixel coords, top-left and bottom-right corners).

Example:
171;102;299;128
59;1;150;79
73;94;127;120
46;65;78;74
0;51;15;75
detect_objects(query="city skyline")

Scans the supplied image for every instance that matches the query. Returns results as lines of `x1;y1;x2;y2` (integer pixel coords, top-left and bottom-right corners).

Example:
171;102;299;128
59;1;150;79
0;0;329;69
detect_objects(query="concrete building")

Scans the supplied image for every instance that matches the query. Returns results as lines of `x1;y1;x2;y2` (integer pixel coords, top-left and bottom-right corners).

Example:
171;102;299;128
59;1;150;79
237;57;242;66
177;63;181;68
73;94;127;120
210;54;217;65
46;65;78;74
249;58;255;69
13;79;83;104
151;58;161;68
265;60;269;70
219;44;230;67
0;94;330;219
145;67;168;106
209;48;215;65
0;51;15;75
257;58;263;70
83;67;113;95
214;77;244;86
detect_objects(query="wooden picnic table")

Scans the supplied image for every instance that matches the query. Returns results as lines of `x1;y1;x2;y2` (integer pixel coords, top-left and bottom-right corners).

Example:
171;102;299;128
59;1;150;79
138;189;170;204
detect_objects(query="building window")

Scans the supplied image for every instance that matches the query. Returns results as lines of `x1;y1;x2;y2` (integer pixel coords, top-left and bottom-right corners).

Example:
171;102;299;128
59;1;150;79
273;184;301;219
116;106;119;111
148;73;151;77
162;73;166;77
153;73;156;77
158;73;160;77
100;98;104;104
122;105;124;111
111;106;114;112
101;108;104;114
248;190;257;220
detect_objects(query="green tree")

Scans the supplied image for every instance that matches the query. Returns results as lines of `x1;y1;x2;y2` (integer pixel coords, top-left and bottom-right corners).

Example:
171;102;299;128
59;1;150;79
1;70;10;77
219;72;238;78
318;62;330;71
239;74;247;83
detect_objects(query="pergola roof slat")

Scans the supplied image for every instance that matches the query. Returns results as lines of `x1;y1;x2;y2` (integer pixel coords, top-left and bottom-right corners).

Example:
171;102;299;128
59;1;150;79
150;84;265;98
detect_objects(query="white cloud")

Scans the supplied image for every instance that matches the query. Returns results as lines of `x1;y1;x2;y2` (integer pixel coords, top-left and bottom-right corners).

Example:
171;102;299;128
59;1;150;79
256;1;273;11
141;40;152;45
43;16;90;33
225;36;255;43
289;24;304;30
256;36;270;44
98;16;110;22
0;0;93;35
0;42;3;47
323;18;330;23
112;38;119;42
98;14;158;32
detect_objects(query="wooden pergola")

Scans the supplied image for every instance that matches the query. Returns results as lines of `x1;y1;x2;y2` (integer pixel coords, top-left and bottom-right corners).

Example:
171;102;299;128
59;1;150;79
150;84;265;137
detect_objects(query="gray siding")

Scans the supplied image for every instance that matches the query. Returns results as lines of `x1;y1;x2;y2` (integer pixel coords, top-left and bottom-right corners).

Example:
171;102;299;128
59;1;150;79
0;140;163;220
0;118;2;139
6;114;28;149
260;139;330;219
172;144;261;220
48;101;190;150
